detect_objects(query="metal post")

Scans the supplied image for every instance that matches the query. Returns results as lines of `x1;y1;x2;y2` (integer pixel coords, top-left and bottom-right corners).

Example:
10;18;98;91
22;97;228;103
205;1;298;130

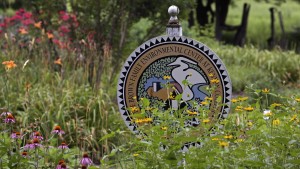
166;5;182;36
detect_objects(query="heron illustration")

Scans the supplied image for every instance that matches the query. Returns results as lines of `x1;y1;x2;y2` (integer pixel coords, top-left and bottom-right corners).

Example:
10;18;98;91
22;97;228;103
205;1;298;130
168;57;207;102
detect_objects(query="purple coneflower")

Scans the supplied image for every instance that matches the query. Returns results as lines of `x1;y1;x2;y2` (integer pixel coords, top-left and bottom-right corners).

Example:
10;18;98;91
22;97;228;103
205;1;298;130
11;131;22;139
32;131;44;140
0;112;11;117
21;151;29;158
52;125;65;135
56;160;66;169
58;142;69;149
31;138;42;149
80;153;93;166
4;113;15;123
23;140;33;150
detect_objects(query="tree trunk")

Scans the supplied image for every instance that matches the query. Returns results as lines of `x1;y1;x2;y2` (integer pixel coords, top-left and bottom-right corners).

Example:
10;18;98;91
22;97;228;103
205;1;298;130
215;0;231;41
267;7;276;49
234;3;251;47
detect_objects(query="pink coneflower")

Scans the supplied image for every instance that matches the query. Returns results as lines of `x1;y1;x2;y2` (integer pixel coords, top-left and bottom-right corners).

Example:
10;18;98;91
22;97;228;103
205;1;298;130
31;138;42;149
23;140;33;150
58;142;69;149
80;153;93;166
60;163;68;169
11;131;22;139
32;131;44;140
4;114;15;123
52;125;65;135
1;112;11;117
56;160;65;169
21;151;29;158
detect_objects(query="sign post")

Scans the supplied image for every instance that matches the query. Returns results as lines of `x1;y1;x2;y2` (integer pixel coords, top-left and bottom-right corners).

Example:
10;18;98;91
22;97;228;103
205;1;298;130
117;5;232;134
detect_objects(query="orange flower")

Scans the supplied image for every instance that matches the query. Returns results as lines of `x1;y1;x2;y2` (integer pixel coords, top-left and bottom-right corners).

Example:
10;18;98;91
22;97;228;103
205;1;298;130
19;28;28;35
34;21;42;29
2;60;17;70
54;58;62;65
47;32;54;39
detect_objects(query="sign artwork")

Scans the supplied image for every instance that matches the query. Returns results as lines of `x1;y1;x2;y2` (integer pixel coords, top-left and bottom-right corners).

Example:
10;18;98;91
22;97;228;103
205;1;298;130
117;35;232;133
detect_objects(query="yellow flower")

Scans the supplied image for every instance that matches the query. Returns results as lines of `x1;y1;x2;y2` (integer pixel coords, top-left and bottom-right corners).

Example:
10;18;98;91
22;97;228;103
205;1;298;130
54;58;62;65
235;106;243;112
133;96;137;100
203;119;210;123
234;139;244;143
187;110;197;115
130;106;139;113
133;153;139;157
218;141;229;148
211;137;220;141
161;126;168;131
290;115;297;121
272;119;280;126
224;135;233;139
247;121;253;127
2;60;17;70
208;73;214;77
201;101;209;106
163;75;171;80
262;88;270;94
238;97;248;102
295;98;300;102
210;79;220;84
205;97;213;101
231;99;238;103
244;106;254;112
271;103;282;107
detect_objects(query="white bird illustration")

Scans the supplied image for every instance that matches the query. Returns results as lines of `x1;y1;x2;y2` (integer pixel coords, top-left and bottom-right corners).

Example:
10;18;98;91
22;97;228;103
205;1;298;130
168;57;207;102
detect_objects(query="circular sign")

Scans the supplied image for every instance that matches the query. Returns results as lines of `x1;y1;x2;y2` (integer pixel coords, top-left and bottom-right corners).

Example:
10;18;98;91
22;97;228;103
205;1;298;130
117;35;232;134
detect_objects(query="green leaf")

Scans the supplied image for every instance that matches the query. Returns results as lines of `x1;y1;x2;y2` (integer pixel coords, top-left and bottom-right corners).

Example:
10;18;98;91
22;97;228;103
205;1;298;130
99;131;115;142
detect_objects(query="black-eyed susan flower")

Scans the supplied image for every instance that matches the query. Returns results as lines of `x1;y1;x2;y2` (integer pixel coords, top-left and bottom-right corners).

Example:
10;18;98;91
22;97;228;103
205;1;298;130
161;126;168;131
231;99;238;103
290;114;297;122
244;106;254;112
262;88;270;94
218;141;229;148
203;119;210;123
271;103;282;107
224;135;233;139
238;97;248;102
272;119;280;126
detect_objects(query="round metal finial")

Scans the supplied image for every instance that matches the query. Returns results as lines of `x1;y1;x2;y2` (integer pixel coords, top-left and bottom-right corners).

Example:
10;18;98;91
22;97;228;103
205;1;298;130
168;5;179;24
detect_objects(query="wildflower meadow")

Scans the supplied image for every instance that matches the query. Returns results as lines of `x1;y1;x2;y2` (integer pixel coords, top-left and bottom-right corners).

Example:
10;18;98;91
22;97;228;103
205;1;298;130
1;1;300;169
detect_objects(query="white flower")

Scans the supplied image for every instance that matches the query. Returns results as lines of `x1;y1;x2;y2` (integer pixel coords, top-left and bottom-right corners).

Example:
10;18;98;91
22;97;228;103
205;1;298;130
263;110;272;120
